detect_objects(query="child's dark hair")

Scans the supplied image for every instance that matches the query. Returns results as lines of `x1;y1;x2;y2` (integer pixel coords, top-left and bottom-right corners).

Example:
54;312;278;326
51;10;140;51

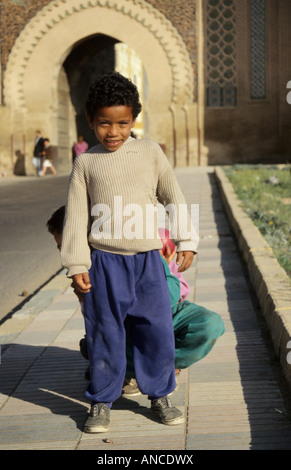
47;205;65;234
85;72;142;122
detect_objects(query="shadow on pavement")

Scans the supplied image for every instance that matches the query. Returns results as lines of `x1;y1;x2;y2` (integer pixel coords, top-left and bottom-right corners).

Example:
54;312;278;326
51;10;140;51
0;341;157;444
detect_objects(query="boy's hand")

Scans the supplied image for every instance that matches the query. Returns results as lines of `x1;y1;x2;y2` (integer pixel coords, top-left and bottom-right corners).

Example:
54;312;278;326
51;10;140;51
72;273;92;294
176;251;195;272
70;282;85;302
159;245;176;264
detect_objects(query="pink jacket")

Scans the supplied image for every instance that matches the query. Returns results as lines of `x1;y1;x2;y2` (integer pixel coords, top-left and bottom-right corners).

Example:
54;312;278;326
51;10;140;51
168;260;190;302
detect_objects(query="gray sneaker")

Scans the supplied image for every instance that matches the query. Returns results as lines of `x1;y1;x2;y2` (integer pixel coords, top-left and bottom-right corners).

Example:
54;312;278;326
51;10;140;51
84;403;110;433
151;396;184;425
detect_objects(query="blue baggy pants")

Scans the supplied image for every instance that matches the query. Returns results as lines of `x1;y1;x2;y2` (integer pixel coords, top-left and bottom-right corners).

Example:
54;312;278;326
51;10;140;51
83;249;176;405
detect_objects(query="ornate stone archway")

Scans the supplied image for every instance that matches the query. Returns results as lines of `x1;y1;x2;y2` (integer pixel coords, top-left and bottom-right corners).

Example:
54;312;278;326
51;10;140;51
3;0;199;171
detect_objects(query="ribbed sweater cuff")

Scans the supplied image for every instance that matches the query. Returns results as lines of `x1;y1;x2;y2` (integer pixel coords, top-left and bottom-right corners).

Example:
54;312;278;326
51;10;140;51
66;265;89;278
176;240;198;253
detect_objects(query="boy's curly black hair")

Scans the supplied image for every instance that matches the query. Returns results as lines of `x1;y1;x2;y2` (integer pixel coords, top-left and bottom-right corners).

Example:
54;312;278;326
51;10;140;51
85;72;142;122
47;205;65;235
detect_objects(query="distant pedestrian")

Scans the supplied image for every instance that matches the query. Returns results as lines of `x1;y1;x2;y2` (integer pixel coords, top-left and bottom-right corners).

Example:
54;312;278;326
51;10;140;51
41;139;57;177
72;136;88;163
32;130;44;176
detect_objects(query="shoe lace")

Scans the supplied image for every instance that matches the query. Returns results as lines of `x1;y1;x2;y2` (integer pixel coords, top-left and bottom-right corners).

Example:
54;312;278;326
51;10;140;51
91;404;107;417
156;397;172;409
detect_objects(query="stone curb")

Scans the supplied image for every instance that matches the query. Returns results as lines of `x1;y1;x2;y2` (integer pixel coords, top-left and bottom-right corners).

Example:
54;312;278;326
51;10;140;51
215;166;291;390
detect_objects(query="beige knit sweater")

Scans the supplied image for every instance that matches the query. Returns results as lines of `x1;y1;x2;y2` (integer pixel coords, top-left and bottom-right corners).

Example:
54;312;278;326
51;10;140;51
61;137;199;277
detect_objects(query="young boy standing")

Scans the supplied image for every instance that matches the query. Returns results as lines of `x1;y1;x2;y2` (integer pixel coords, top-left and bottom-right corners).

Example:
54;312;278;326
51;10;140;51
61;72;199;433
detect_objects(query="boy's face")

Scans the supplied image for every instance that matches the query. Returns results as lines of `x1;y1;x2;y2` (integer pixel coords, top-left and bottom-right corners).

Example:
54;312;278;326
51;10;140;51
87;105;136;152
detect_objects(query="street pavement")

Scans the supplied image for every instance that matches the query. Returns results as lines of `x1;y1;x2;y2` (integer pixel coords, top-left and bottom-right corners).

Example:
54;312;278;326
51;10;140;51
0;167;291;451
0;174;69;321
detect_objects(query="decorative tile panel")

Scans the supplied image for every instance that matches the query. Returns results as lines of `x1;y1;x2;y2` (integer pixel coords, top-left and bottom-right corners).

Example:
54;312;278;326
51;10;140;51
206;0;237;107
250;0;266;99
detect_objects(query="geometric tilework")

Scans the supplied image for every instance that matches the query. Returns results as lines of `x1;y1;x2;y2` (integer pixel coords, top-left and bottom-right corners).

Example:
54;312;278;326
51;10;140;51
250;0;267;99
206;0;237;106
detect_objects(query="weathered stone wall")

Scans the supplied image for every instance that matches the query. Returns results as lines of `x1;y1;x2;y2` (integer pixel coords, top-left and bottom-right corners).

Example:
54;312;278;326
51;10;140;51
203;0;291;165
0;0;197;174
0;0;197;103
0;0;291;175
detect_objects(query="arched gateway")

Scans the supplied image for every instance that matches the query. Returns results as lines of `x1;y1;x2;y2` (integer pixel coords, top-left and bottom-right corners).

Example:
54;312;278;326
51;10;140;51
4;0;200;172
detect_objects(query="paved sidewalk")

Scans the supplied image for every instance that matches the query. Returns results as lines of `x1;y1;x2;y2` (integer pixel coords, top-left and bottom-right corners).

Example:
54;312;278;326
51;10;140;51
1;167;291;450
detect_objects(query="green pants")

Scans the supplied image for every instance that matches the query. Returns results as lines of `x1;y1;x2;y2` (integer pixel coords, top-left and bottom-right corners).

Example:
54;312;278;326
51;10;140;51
125;300;225;377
